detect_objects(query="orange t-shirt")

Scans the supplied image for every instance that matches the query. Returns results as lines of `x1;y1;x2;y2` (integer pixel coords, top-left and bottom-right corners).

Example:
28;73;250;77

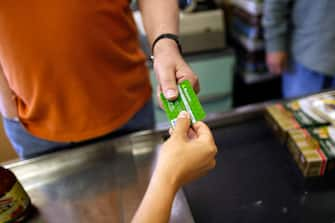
0;1;151;141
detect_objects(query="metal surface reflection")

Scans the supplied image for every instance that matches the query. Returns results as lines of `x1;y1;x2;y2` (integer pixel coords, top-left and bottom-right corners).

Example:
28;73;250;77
4;131;194;223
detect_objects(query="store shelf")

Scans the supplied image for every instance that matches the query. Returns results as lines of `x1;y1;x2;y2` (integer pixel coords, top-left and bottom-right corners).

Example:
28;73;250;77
232;31;264;52
231;0;263;16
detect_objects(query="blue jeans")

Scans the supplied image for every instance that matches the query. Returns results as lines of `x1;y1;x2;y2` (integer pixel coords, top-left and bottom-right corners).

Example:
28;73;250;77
3;99;155;159
283;62;335;98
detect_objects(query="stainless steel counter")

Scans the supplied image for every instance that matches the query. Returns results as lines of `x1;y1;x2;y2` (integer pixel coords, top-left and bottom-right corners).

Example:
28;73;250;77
6;101;335;223
4;130;194;223
2;102;269;223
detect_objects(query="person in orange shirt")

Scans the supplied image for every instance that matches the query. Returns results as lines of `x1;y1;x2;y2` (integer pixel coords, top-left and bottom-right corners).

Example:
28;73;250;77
0;0;199;159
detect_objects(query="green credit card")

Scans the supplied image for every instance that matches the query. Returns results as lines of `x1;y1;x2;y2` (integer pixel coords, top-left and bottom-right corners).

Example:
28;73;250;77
160;80;206;127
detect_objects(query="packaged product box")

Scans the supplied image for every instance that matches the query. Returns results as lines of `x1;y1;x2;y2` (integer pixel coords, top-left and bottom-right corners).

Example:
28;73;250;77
287;128;327;177
285;97;329;127
265;92;335;143
265;103;301;144
309;93;335;125
308;126;335;172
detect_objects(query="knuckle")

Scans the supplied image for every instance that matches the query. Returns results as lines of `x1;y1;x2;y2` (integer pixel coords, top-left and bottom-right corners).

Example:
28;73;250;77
161;77;176;86
154;66;171;78
204;135;214;144
205;145;216;156
194;75;199;82
210;146;217;156
190;76;198;86
209;160;216;169
213;145;218;154
177;121;188;130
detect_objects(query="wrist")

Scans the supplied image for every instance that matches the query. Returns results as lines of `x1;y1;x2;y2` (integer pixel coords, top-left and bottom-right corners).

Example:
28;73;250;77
152;165;180;195
151;34;182;60
153;38;180;55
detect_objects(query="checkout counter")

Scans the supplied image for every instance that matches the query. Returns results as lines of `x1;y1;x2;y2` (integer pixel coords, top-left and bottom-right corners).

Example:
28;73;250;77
3;102;335;223
2;2;335;222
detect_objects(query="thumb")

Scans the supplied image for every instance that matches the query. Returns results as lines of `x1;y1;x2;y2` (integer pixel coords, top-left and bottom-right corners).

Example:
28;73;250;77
157;67;178;100
192;121;213;141
174;111;190;137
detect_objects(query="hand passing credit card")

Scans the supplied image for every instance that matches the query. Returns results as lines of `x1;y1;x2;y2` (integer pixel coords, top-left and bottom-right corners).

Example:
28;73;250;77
161;80;206;128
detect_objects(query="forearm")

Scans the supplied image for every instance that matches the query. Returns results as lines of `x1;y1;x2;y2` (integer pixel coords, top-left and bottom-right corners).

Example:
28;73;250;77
0;67;17;118
262;0;292;52
138;0;179;45
132;169;178;223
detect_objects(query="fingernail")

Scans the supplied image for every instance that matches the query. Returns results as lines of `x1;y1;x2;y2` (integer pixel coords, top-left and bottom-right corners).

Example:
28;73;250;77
165;89;177;99
178;111;188;118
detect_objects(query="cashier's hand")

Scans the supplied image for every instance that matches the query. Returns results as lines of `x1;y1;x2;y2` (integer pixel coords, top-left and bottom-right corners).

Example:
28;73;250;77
266;51;288;75
155;111;217;190
153;39;199;106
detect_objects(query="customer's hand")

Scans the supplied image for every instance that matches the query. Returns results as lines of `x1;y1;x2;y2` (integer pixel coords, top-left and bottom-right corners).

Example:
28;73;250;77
155;111;217;191
153;39;199;106
266;51;288;75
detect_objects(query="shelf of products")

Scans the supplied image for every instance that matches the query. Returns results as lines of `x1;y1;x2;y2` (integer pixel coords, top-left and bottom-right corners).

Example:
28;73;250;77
229;0;277;84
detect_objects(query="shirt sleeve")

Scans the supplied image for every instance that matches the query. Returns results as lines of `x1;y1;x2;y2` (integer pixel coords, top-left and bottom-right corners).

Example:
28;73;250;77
262;0;292;53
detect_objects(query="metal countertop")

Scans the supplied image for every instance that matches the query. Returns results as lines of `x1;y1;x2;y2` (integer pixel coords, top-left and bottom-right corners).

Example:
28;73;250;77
4;130;194;223
3;102;268;223
4;101;335;223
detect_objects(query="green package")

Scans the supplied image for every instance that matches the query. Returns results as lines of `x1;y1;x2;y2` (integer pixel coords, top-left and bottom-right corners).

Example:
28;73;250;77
160;80;206;127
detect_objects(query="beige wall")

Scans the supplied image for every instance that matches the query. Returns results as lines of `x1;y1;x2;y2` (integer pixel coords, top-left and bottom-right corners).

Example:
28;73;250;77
0;120;18;163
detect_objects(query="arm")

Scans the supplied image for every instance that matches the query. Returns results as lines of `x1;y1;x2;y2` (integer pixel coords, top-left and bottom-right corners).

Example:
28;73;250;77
138;0;178;45
138;0;199;103
131;166;178;223
262;0;292;74
132;111;217;223
0;66;17;119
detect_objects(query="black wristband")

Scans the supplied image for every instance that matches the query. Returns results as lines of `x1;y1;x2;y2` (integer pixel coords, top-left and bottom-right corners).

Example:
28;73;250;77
150;33;183;60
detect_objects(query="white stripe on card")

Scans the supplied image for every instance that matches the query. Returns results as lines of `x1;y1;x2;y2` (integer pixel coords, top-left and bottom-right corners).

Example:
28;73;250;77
178;85;196;123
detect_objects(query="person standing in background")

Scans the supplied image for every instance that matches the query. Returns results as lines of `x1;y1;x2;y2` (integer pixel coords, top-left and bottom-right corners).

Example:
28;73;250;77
0;0;199;159
263;0;335;98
